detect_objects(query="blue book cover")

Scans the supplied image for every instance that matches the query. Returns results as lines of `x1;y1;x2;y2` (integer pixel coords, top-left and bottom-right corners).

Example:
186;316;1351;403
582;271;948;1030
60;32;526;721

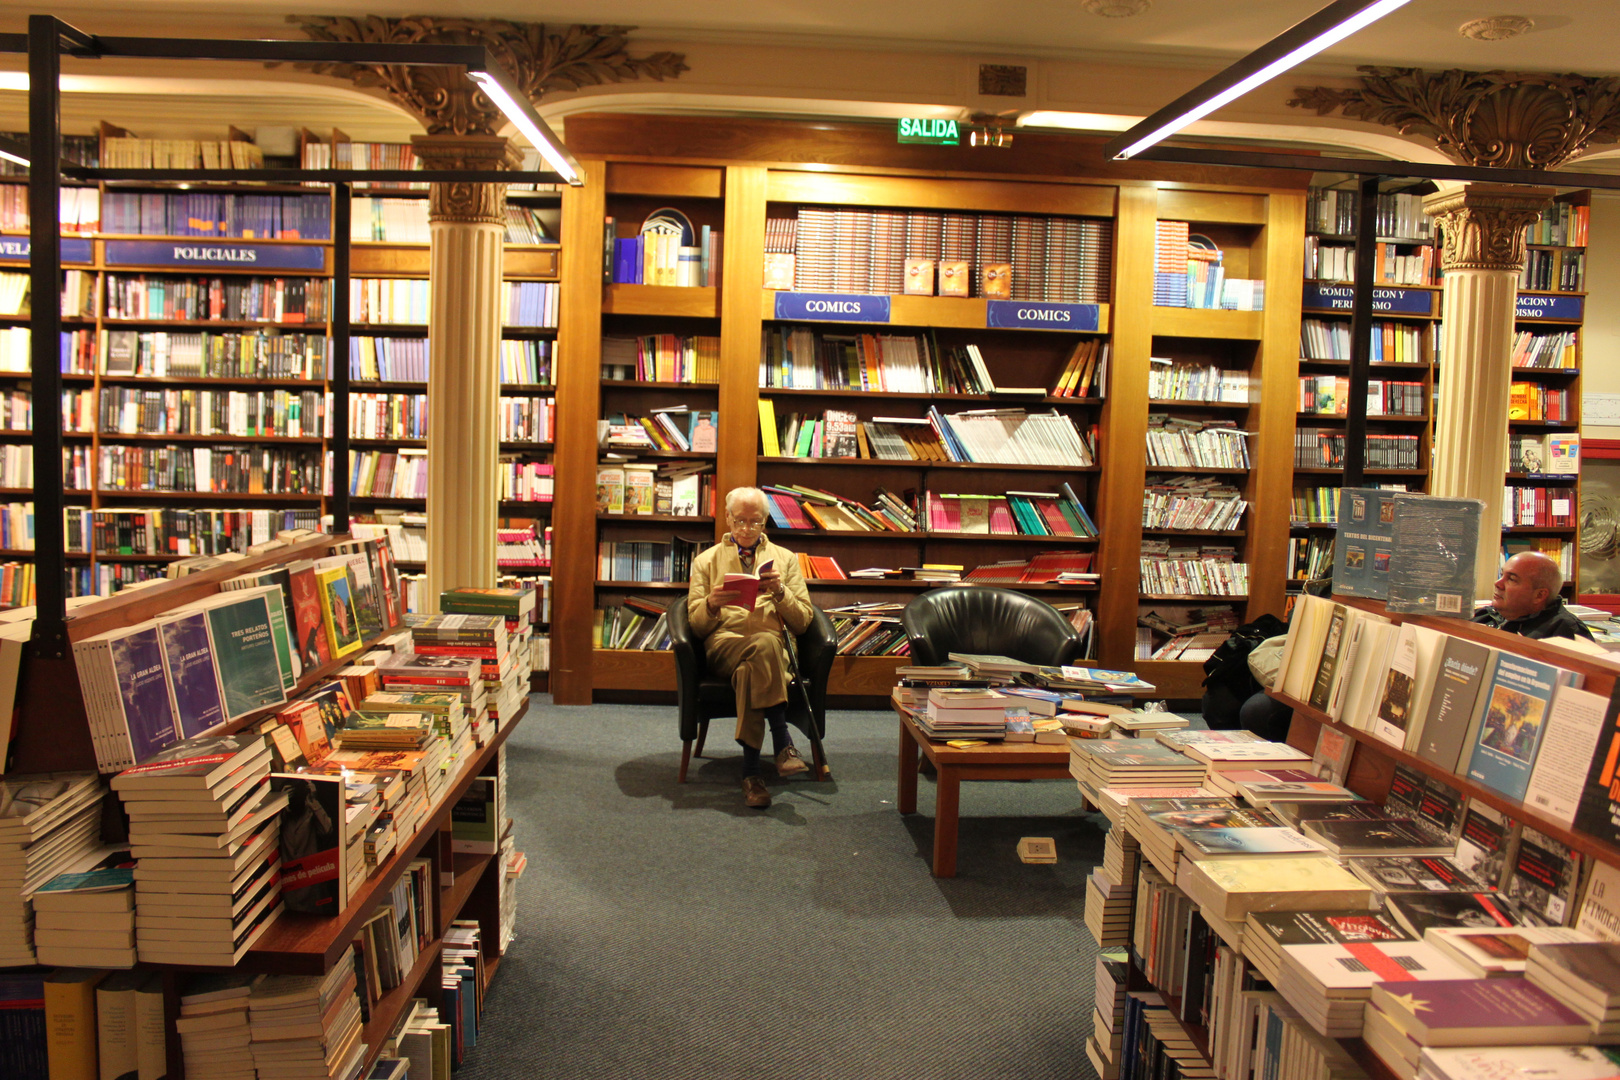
1333;487;1399;598
613;237;640;284
1466;654;1577;800
157;610;227;739
458;968;476;1045
109;623;180;765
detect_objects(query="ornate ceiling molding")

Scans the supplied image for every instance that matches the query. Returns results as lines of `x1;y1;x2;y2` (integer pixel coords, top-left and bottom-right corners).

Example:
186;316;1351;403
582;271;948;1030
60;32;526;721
413;135;521;224
285;17;689;137
1422;184;1551;273
1288;66;1620;169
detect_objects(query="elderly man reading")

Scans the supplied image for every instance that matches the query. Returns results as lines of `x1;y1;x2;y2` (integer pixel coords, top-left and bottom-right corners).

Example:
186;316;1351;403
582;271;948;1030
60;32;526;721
1473;550;1595;642
686;486;815;808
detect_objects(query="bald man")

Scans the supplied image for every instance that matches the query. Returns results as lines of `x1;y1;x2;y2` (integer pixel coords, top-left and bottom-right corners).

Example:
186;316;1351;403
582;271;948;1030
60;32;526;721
687;486;815;809
1472;551;1595;642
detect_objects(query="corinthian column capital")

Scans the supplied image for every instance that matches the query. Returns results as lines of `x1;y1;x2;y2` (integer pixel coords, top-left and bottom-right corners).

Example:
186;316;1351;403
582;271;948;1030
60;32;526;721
412;134;521;225
1422;184;1554;272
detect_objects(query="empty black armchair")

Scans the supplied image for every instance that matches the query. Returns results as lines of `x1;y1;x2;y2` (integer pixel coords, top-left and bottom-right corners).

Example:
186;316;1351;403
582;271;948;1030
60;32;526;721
900;587;1084;668
666;597;838;782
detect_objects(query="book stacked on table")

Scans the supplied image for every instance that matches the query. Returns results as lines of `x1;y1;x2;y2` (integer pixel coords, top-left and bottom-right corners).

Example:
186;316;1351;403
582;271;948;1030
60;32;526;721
1085;869;1133;947
890;664;986;709
1425;925;1589;977
1070;739;1207;792
1268;799;1397;830
1274;938;1471;1037
248;950;366;1080
406;612;508;758
919;688;1013;740
1304;818;1458;857
1363;977;1592;1080
1181;740;1311;774
0;772;103;966
31;845;137;968
1177;854;1371;923
1086;952;1128;1080
1418;1045;1620;1080
1383;891;1522;938
1525;941;1620;1039
1223;772;1358;805
1345;855;1496;898
1153;728;1263;751
114;734;286;965
1244;908;1408;986
1123;797;1246;878
1086;783;1216;827
177;972;263;1080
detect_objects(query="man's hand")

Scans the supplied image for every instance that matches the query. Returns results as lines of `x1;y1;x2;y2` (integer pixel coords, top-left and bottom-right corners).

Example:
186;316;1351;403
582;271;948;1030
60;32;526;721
759;565;786;601
705;587;741;614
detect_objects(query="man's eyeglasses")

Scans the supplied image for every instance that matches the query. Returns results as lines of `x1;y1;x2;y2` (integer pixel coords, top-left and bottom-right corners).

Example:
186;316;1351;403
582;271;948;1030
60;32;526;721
729;516;767;530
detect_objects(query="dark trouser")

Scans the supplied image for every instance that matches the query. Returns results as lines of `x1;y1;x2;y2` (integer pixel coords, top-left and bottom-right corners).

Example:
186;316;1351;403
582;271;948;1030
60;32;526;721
1238;691;1294;742
740;704;793;777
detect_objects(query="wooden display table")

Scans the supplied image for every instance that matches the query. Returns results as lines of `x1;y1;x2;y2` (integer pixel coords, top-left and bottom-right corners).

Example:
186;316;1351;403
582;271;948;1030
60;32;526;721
892;700;1073;878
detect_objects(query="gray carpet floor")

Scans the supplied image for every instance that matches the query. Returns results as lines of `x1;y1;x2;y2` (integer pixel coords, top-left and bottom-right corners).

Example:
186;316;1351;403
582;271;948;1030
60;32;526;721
455;695;1108;1080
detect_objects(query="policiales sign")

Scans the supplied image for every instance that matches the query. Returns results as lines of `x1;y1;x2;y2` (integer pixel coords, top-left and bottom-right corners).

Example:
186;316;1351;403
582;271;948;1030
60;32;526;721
104;240;326;271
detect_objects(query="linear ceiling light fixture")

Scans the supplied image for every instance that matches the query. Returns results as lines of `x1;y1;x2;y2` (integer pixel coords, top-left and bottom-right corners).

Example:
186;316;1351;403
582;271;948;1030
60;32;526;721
0;137;28;169
466;66;580;185
1103;0;1412;160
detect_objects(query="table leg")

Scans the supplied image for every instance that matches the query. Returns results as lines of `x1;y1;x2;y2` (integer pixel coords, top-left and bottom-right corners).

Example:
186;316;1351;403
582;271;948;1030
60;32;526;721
932;765;960;878
897;718;918;814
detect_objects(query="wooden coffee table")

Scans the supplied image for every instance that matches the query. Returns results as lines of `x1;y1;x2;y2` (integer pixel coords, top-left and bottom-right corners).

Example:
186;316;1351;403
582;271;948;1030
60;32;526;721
893;700;1074;878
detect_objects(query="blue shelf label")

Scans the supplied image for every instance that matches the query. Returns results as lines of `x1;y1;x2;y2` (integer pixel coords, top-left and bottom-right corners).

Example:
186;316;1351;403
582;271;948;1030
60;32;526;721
986;300;1101;331
774;292;890;323
105;240;326;271
1302;283;1433;315
0;236;95;264
1516;294;1582;320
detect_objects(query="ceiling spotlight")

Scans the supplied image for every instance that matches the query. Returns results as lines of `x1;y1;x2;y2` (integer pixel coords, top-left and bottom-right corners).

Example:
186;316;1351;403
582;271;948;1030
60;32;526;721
1082;0;1152;16
1459;15;1534;40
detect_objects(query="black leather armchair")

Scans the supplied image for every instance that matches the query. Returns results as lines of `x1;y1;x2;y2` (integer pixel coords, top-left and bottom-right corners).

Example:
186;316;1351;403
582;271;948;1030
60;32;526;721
666;597;838;782
900;587;1085;668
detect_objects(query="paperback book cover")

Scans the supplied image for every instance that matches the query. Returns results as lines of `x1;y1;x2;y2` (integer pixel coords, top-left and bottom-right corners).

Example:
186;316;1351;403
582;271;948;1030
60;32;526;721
316;565;364;659
1368;977;1589;1044
286;561;332;670
270;773;345;916
102;622;180;766
1307;604;1349;711
1385;494;1485;617
1466;654;1581;801
1280;940;1470;991
1331;487;1397;598
1451;801;1516;892
1571;691;1620;848
1346;855;1495;895
1247;909;1407;948
1507;826;1583;927
1384;892;1520;938
199;592;289;721
1418;1045;1620;1079
1173;827;1322;858
1301;818;1453;856
155;610;227;739
1415;637;1495;772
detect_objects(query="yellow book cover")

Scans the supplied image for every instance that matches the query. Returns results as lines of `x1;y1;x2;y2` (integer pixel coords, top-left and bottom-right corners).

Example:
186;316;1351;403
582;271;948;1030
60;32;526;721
316;565;364;658
45;968;106;1080
758;399;781;457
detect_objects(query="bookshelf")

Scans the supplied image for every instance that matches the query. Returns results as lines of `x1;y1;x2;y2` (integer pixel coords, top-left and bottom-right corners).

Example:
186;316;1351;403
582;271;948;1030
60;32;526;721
1500;191;1587;594
549;116;1311;703
1291;181;1440;604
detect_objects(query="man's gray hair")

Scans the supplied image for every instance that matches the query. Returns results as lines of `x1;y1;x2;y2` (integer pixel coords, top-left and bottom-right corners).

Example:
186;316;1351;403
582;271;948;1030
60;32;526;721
725;486;768;516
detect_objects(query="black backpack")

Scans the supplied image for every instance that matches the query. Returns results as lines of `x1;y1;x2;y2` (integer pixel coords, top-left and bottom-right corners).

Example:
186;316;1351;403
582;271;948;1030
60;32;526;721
1201;613;1288;693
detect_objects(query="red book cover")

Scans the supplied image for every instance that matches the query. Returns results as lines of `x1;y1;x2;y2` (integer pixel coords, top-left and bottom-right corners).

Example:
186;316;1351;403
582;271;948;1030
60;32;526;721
287;562;331;669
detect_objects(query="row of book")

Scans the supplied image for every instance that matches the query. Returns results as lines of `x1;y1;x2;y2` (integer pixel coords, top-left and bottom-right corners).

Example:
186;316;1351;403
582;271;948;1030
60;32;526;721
608;227;723;288
1307;186;1434;240
1508;432;1579;475
347;450;427;500
1304;236;1438;285
1508;382;1572;422
107;134;265;170
0;181;100;232
496;524;550;570
103;328;328;380
302;138;423;188
97;386;325;438
921;486;1098;537
1523;199;1589;246
602;333;720;384
497;396;556;443
1296;429;1421;469
1519;246;1585;292
1145;417;1251;470
345;337;554;385
1154;221;1265;311
94;444;322;495
1142;476;1247;532
1148;361;1250;403
602;407;718;453
102;190;333;240
1510;328;1579;368
596;535;711;582
105;275;328;323
1298;376;1426;417
348;392;425;440
0;330;98;376
594;596;672;650
1504;485;1577;527
347;195;553;244
765;403;1097;468
1287;535;1334;581
46;506;322;557
1139;547;1250;597
828;602;909;656
781;206;1113;302
1136;607;1239;662
1301;318;1429;364
593;461;711;517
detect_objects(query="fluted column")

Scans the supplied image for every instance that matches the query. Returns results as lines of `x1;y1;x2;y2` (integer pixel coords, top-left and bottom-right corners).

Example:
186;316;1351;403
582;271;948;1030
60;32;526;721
414;135;518;611
1422;184;1552;596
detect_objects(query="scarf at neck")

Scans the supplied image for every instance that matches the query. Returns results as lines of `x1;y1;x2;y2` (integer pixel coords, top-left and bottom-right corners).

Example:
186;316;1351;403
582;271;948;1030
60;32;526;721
732;535;761;570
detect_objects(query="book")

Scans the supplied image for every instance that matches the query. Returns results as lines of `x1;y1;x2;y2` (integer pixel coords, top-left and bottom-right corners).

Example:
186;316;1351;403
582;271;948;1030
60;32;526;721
73;621;179;773
43;968;105;1080
1348;855;1495;895
1507;826;1583;927
1385;892;1521;938
286;561;331;670
1172;827;1322;858
1524;685;1611;827
156;609;229;741
1370;622;1445;752
186;591;290;722
1451;800;1515;892
1302;818;1455;856
1414;637;1495;772
1524;941;1620;1011
1466;654;1582;801
719;559;774;609
1176;855;1369;921
270;773;345;916
1417;1046;1620;1080
1386;494;1484;617
1426;925;1592;977
316;565;365;660
1368;977;1590;1046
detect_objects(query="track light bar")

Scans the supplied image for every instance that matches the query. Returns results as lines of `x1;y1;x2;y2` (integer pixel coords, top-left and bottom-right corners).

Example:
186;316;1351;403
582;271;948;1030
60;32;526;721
466;65;581;186
1103;0;1412;160
0;136;28;168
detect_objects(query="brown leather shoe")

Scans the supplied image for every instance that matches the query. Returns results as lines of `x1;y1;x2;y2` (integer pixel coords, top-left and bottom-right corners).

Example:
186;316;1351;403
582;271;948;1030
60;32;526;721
775;746;809;778
742;775;771;808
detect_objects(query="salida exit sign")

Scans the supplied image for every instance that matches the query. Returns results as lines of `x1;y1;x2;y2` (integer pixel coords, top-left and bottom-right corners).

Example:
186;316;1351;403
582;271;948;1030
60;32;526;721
898;118;960;145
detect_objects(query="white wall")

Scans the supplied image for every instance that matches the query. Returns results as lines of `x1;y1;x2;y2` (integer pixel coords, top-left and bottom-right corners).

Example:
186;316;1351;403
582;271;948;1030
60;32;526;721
1583;192;1620;439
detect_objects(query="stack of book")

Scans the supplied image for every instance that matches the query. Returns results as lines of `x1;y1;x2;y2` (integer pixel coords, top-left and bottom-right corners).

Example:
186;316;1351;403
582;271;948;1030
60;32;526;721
177;972;262;1080
1275;937;1470;1037
1243;907;1408;987
1176;853;1370;925
410;609;526;733
1070;739;1207;794
1084;870;1133;947
1086;952;1128;1080
391;998;453;1079
1364;977;1592;1079
116;734;286;965
247;953;366;1080
1420;1045;1620;1079
0;772;103;966
1424;925;1584;977
919;688;1014;740
31;845;137;968
1525;941;1620;1039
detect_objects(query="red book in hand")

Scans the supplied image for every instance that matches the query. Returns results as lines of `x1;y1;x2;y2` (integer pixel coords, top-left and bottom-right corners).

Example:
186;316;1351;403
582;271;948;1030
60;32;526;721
722;560;775;608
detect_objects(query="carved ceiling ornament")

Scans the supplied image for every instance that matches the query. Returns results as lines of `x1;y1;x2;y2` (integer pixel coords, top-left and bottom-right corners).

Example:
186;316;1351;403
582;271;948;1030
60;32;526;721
1421;185;1552;273
1289;66;1620;169
286;16;689;137
412;135;521;224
